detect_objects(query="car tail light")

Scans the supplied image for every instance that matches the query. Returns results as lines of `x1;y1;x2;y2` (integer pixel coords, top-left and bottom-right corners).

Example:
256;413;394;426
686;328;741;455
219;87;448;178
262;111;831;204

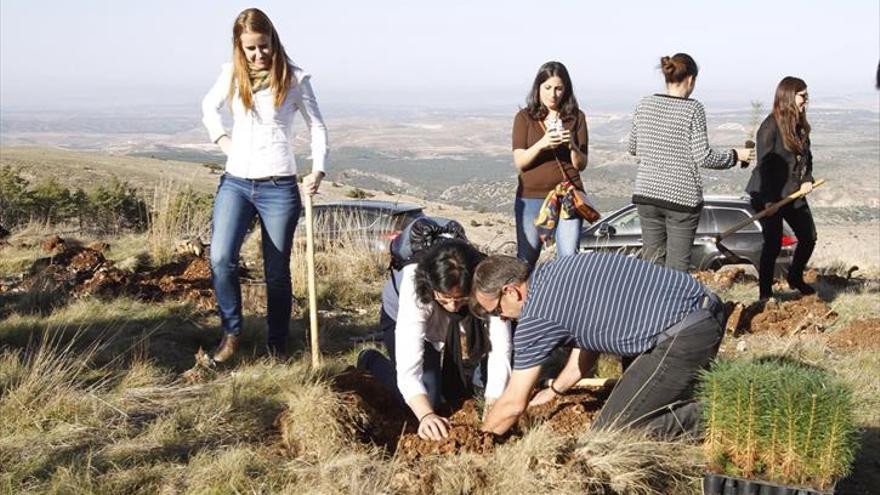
781;235;798;247
383;231;401;242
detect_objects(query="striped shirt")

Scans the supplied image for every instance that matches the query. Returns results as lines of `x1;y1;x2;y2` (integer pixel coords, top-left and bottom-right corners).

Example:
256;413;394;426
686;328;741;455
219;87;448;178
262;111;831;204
513;252;709;370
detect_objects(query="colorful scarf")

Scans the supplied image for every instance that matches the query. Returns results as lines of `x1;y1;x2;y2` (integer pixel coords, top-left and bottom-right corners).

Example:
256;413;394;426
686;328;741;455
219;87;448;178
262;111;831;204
248;64;271;93
534;181;580;245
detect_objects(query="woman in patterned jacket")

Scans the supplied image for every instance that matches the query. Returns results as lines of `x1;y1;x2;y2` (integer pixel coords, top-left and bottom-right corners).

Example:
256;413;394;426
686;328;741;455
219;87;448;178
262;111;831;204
628;53;754;272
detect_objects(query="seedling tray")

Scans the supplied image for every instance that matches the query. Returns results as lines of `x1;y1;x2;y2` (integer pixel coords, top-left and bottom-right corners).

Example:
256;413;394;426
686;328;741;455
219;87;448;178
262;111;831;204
703;472;834;495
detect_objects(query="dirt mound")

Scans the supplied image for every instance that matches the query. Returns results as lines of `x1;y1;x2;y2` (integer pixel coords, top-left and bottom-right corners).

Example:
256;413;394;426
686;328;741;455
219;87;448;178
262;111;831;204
12;236;218;310
40;234;66;253
397;425;500;462
522;388;609;436
726;295;837;336
826;319;880;350
325;367;610;462
693;267;755;290
331;368;411;451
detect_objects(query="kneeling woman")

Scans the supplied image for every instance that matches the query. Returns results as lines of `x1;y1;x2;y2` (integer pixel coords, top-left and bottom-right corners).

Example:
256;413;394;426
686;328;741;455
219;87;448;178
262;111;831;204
359;240;512;440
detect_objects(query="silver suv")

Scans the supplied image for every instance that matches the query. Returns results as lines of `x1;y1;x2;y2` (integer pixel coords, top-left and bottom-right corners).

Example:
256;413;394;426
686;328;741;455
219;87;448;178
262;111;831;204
578;196;796;274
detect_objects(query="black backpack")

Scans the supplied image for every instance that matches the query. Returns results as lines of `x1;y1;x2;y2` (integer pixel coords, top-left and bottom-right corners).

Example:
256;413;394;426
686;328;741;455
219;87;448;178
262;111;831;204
389;216;467;274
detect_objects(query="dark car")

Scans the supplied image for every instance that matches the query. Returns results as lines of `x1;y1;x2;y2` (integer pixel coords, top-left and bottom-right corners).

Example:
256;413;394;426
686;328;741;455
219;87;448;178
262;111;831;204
300;200;425;252
579;196;796;273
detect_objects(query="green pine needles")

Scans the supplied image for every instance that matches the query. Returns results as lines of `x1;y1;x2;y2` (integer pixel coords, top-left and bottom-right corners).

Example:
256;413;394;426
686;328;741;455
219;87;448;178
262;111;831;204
697;357;858;490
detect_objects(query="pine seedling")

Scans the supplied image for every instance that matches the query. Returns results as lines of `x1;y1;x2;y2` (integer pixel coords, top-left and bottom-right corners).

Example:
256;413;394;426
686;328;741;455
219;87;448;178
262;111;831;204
698;357;858;490
814;389;858;489
701;372;725;469
747;100;764;142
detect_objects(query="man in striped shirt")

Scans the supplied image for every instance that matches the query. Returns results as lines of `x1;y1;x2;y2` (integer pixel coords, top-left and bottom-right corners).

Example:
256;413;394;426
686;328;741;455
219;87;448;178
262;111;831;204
473;252;725;438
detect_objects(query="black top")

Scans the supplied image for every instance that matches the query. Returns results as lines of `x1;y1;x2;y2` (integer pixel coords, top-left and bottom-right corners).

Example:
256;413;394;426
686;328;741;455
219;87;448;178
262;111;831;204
745;115;814;208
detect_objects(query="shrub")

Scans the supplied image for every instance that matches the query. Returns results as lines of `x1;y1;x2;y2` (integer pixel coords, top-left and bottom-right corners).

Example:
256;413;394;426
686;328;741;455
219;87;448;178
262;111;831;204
0;166;34;227
0;167;148;234
698;357;858;490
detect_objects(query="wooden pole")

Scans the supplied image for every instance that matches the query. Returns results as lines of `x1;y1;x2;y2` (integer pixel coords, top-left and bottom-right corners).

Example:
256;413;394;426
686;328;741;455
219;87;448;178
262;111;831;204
545;377;617;389
717;179;826;241
304;193;321;367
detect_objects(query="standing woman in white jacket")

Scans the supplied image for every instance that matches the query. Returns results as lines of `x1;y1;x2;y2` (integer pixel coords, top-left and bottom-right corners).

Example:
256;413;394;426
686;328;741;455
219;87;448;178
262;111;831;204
202;8;328;361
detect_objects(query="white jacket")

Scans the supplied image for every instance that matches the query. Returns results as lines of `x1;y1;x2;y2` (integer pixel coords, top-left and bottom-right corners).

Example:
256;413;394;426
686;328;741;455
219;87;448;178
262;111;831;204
392;264;512;402
201;63;328;178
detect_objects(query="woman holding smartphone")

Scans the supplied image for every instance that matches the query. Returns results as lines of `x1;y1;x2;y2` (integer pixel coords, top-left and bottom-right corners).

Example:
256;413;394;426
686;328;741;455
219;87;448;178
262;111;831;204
201;8;328;361
512;61;589;270
628;53;753;272
746;77;817;300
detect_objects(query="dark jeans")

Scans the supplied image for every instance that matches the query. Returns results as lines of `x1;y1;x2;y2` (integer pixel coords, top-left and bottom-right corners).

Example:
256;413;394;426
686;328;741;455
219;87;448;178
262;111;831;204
592;309;724;439
754;201;816;298
210;173;301;351
637;204;701;272
358;308;486;409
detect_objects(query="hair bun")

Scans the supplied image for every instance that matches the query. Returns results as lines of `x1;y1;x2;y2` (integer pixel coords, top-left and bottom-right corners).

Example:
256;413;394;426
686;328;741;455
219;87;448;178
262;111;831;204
660;56;674;74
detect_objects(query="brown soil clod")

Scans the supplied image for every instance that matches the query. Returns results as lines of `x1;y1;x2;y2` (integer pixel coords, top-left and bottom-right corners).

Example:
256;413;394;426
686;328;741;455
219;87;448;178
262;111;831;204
727;295;837;336
330;368;411;453
396;425;500;462
693;267;755;290
324;367;610;462
825;318;880;350
40;234;66;254
14;237;220;310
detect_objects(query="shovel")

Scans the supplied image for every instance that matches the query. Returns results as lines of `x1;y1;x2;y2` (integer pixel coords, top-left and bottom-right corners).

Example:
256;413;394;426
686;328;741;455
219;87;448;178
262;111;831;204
714;179;825;263
304;193;321;367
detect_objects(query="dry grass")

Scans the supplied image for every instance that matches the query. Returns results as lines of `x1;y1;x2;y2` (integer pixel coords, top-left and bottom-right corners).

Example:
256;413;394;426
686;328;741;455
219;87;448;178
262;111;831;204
147;179;213;266
2;215;877;493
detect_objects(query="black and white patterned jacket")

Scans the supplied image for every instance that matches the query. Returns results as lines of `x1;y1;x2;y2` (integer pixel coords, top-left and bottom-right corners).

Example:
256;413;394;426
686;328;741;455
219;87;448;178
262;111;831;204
628;94;737;213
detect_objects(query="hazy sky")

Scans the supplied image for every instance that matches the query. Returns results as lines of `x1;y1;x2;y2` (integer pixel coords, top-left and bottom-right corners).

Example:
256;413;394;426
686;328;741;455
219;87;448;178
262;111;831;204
1;0;878;110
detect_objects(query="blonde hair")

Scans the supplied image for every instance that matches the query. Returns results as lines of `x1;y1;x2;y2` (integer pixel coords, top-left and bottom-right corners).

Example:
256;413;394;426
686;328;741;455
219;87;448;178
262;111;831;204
228;8;293;111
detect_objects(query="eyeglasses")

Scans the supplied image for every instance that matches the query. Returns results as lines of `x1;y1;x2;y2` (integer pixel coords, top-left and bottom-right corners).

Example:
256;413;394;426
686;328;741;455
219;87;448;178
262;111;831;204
485;295;504;317
482;279;516;318
433;291;469;305
796;91;809;100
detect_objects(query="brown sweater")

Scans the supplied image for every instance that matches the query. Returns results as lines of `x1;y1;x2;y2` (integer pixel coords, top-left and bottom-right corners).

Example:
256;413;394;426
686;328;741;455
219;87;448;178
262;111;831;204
512;109;588;198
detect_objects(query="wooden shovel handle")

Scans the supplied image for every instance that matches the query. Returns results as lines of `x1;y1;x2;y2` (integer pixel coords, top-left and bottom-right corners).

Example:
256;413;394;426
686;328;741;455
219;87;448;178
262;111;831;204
304;193;320;367
717;179;825;241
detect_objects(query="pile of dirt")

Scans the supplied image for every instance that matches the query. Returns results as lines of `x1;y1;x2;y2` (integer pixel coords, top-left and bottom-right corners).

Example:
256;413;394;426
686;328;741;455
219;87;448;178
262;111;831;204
521;388;609;436
726;295;837;336
11;236;218;310
396;425;500;462
825;319;880;350
326;367;610;461
693;267;755;290
330;368;411;452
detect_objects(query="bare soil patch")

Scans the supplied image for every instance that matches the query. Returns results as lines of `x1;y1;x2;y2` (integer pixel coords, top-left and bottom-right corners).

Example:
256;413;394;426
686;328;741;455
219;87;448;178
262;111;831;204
6;236;220;310
726;295;838;337
825;318;880;350
693;267;755;290
326;368;609;462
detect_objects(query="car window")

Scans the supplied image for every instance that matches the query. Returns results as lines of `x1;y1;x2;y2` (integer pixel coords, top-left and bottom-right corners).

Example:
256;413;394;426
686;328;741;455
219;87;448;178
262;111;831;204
609;209;641;235
702;207;760;233
391;209;425;231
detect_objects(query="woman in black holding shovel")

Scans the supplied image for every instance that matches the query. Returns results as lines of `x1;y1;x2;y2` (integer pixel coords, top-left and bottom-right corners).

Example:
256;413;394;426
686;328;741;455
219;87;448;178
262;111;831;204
746;76;817;300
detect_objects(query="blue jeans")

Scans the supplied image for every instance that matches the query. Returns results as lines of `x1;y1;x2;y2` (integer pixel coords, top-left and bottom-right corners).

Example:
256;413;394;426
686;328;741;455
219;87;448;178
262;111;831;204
210;173;301;350
515;196;583;270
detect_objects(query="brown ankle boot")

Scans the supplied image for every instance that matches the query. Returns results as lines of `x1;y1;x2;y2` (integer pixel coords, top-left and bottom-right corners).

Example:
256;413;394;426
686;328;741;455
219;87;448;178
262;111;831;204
212;334;239;364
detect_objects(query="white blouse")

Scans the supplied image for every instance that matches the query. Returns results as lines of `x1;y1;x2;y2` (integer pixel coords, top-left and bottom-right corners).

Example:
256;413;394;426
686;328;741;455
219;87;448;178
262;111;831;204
392;264;512;403
201;63;328;179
